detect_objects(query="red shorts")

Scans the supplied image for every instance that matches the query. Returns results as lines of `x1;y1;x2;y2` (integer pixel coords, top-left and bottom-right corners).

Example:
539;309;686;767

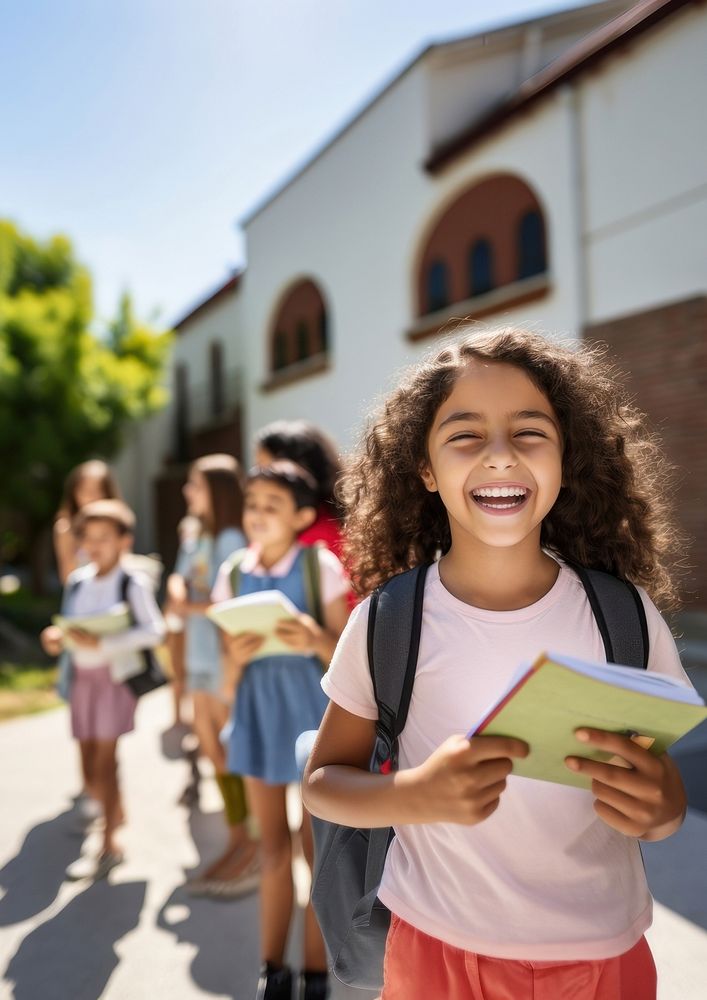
381;915;656;1000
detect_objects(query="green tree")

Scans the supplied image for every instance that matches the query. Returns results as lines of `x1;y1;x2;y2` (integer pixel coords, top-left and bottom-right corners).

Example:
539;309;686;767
0;220;172;591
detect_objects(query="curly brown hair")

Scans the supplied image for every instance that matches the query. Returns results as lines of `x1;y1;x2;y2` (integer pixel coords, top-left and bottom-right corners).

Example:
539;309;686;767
341;328;684;609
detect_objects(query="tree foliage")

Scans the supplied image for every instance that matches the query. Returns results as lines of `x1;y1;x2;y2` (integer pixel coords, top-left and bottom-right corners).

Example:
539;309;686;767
0;220;172;568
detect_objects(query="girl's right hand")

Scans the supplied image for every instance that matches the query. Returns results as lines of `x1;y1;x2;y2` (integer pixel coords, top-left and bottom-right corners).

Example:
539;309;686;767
41;625;64;657
223;631;265;670
410;733;529;825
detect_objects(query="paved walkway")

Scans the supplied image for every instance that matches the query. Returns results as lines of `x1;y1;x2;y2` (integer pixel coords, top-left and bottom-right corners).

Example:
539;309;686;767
0;688;705;1000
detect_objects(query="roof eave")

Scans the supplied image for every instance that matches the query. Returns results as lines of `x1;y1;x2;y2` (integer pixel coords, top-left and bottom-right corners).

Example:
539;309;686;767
425;0;695;174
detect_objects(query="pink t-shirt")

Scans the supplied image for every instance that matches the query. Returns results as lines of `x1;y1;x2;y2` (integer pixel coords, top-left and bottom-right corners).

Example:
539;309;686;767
321;560;692;961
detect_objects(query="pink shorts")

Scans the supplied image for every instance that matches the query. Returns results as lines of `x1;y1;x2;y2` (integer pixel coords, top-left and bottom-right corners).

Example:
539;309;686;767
381;915;656;1000
70;666;136;742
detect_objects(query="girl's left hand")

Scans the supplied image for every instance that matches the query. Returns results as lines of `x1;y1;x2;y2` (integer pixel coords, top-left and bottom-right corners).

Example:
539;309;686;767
565;728;687;840
66;628;101;649
275;614;321;652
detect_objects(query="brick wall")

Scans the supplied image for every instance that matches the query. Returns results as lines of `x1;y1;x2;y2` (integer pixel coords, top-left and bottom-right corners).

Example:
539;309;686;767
585;296;707;609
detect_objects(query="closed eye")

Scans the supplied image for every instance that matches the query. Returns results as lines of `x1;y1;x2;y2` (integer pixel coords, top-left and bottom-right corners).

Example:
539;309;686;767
515;430;546;438
447;432;481;443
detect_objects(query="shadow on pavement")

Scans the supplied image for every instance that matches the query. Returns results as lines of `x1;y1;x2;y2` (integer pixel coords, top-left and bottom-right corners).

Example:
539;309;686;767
672;740;707;814
3;878;146;1000
0;806;85;926
183;800;232;878
151;794;261;998
157;882;260;999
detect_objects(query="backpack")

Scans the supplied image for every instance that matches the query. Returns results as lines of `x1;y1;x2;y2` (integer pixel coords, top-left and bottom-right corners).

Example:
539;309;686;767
227;544;324;625
310;561;649;991
118;572;168;698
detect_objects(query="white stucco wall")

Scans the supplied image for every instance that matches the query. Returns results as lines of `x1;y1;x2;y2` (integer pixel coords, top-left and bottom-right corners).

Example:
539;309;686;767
113;407;171;554
240;58;584;461
115;2;707;550
114;285;242;549
170;287;243;425
581;3;707;322
240;62;430;458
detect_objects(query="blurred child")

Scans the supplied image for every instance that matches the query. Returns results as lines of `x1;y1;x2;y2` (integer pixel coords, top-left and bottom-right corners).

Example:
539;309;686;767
212;461;351;1000
253;421;344;557
163;515;200;729
165;454;258;894
41;499;165;880
53;460;121;585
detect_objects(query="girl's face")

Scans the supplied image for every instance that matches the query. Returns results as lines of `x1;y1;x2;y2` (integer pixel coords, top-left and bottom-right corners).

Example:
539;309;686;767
422;360;563;551
74;475;108;510
183;469;212;520
242;478;315;552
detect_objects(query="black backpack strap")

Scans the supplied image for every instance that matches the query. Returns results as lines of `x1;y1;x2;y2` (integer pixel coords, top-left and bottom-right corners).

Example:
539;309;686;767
302;544;324;625
368;564;429;772
227;548;249;597
571;564;649;669
363;564;428;897
119;570;131;609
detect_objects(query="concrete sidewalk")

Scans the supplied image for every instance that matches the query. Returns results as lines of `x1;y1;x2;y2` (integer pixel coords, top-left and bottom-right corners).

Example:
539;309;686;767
0;689;705;1000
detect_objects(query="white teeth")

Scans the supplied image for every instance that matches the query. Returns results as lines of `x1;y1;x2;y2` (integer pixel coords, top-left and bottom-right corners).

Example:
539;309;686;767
472;486;528;498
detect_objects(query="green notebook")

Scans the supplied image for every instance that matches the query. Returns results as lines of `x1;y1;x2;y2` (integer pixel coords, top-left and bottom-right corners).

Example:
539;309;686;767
206;589;300;660
52;604;132;651
470;652;707;789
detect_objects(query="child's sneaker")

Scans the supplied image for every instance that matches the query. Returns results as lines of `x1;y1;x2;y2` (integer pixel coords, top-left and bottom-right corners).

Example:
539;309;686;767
65;850;123;882
297;970;329;1000
78;794;102;822
69;793;102;834
255;962;292;1000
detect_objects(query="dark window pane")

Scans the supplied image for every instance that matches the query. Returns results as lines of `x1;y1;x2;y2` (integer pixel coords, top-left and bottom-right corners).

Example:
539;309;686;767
273;330;289;371
296;321;309;361
175;362;189;461
427;259;449;313
318;309;328;353
469;239;494;297
210;340;224;417
518;210;547;279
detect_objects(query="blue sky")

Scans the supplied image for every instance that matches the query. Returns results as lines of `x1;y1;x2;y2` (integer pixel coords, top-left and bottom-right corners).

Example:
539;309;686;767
1;0;583;327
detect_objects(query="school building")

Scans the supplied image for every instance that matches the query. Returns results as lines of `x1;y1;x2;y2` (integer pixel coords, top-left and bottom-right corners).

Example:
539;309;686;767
115;0;707;606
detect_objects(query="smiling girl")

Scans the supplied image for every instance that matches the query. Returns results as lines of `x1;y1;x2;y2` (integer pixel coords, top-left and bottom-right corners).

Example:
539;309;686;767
304;329;691;1000
213;461;351;1000
54;460;122;584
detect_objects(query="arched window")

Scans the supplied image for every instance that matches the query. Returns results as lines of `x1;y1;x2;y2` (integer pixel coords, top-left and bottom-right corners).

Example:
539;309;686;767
273;330;288;371
518;210;546;279
469;239;494;297
415;175;549;328
427;260;449;313
268;278;329;382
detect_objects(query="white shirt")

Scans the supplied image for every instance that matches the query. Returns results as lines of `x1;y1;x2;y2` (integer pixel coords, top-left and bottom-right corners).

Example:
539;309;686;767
65;562;165;682
322;560;692;961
